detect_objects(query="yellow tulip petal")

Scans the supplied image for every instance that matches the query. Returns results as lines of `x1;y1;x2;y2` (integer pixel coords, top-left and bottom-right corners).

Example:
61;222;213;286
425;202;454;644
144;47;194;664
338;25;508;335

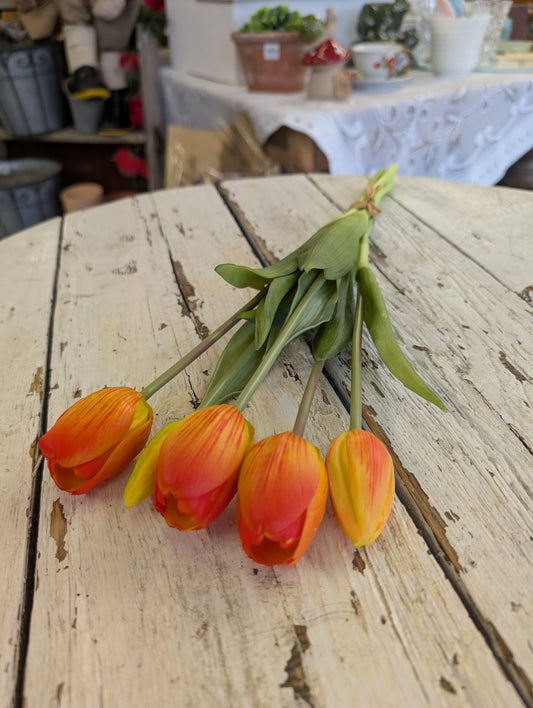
124;423;177;508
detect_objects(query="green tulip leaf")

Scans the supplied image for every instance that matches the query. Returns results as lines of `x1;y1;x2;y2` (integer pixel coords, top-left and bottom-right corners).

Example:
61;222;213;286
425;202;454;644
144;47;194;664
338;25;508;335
255;272;299;348
215;264;267;290
283;275;339;346
200;320;267;407
357;266;446;410
255;252;300;279
288;270;319;318
297;211;371;279
216;251;300;291
313;272;356;361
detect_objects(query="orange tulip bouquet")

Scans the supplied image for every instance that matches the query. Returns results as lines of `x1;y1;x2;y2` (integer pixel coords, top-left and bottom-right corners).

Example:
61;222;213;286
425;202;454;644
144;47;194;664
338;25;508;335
39;165;445;566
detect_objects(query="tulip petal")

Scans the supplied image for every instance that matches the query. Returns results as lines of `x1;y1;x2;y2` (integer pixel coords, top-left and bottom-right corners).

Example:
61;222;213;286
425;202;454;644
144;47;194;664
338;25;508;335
41;387;153;494
40;388;144;468
326;430;395;547
238;432;321;537
159;472;238;531
237;432;328;566
70;412;152;495
290;467;329;562
157;405;253;498
124;423;177;507
152;405;253;530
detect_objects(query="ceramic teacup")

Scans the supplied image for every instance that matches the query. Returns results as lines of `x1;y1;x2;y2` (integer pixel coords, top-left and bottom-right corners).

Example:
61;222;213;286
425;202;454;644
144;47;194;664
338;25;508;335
351;42;411;81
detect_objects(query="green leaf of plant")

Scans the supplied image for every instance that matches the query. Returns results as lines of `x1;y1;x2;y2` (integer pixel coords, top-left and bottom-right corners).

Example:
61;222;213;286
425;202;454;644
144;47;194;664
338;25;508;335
200;320;267;407
297;210;371;279
215;251;300;289
232;274;338;411
312;272;355;361
284;275;339;346
255;272;299;348
357;266;446;410
215;264;267;290
254;252;300;279
288;269;319;317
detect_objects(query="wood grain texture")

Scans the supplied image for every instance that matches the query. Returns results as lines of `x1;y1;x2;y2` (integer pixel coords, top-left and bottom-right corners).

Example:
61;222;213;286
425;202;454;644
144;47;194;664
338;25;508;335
16;181;528;707
0;219;61;700
386;176;532;299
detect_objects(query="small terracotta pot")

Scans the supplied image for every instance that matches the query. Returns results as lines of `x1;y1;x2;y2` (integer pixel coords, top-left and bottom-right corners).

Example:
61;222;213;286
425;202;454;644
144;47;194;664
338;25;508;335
60;182;104;213
231;31;308;92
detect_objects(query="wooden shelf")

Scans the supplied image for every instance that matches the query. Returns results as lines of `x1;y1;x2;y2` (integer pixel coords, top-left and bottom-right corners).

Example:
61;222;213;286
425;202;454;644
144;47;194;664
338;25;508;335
0;27;165;190
0;127;148;145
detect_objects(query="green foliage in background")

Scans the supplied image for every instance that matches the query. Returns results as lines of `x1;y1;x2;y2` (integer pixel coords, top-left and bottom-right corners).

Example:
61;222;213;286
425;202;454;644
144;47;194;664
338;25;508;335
239;5;324;42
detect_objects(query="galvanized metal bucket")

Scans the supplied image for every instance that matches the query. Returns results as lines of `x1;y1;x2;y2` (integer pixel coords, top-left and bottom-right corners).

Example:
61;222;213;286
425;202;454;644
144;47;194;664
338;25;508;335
0;158;62;237
0;39;68;136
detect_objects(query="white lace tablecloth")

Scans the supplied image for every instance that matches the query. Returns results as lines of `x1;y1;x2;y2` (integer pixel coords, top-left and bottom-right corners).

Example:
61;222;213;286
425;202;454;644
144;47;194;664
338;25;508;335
160;66;533;185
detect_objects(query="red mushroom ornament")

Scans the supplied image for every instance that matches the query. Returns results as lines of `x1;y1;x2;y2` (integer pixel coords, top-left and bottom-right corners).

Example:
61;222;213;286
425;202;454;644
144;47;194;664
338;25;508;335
302;38;351;100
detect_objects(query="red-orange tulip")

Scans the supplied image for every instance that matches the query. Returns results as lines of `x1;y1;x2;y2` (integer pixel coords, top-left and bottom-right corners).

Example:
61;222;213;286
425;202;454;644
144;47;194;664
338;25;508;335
39;387;153;495
127;404;254;530
326;429;395;547
237;432;328;566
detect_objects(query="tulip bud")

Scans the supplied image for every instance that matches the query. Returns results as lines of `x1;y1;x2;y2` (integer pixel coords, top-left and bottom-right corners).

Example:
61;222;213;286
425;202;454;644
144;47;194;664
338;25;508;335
125;404;254;531
326;429;395;547
237;432;328;566
39;387;153;494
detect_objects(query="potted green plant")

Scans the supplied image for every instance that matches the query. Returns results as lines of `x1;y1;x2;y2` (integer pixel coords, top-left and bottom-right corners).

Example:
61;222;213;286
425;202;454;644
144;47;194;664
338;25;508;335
231;5;324;92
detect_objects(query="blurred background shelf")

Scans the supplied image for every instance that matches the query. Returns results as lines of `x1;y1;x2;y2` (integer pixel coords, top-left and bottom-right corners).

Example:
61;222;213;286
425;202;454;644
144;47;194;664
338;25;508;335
0;25;165;193
0;127;148;144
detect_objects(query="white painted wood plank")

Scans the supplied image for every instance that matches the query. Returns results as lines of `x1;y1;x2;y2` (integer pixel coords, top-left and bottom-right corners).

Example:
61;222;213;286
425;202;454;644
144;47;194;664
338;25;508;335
0;219;60;701
221;174;533;692
22;186;523;706
311;174;533;299
309;173;532;449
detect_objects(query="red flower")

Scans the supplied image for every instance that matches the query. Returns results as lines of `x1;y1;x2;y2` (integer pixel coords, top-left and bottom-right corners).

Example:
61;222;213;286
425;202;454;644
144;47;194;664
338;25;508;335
128;93;144;130
112;147;148;179
39;387;153;494
125;405;254;530
119;51;139;74
326;429;395;547
237;432;328;566
143;0;165;13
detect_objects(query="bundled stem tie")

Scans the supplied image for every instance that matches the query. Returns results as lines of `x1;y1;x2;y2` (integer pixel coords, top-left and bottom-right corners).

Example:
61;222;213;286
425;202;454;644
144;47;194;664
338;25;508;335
348;181;383;218
37;165;446;567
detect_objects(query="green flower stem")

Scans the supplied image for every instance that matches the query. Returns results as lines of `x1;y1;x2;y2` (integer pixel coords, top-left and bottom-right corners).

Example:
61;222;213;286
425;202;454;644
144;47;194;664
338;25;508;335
141;289;266;401
349;166;398;425
355;228;371;273
350;290;364;431
371;165;398;203
235;274;326;412
292;359;325;437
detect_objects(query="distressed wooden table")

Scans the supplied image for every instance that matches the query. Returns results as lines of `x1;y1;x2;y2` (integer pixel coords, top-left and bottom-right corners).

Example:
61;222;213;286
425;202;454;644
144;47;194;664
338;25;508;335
1;174;532;708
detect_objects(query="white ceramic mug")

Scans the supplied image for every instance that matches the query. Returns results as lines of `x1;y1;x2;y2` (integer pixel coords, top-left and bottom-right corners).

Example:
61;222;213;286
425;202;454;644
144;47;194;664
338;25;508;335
351;42;411;81
431;14;490;76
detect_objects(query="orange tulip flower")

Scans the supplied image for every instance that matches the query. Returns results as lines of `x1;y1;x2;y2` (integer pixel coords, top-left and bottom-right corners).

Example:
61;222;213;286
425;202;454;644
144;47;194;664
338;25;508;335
237;432;328;566
326;429;395;547
39;387;153;495
125;404;254;531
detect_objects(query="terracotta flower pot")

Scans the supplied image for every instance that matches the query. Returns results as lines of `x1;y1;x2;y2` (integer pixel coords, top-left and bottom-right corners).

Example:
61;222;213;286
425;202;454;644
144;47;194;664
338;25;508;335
231;31;308;92
60;182;104;213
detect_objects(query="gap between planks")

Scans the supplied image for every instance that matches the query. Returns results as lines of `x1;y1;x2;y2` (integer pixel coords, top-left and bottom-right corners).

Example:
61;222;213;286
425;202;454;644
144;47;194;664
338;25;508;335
13;220;65;708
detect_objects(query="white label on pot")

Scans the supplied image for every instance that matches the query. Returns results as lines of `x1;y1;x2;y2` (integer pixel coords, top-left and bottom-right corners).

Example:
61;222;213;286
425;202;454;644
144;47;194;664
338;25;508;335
263;43;281;61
